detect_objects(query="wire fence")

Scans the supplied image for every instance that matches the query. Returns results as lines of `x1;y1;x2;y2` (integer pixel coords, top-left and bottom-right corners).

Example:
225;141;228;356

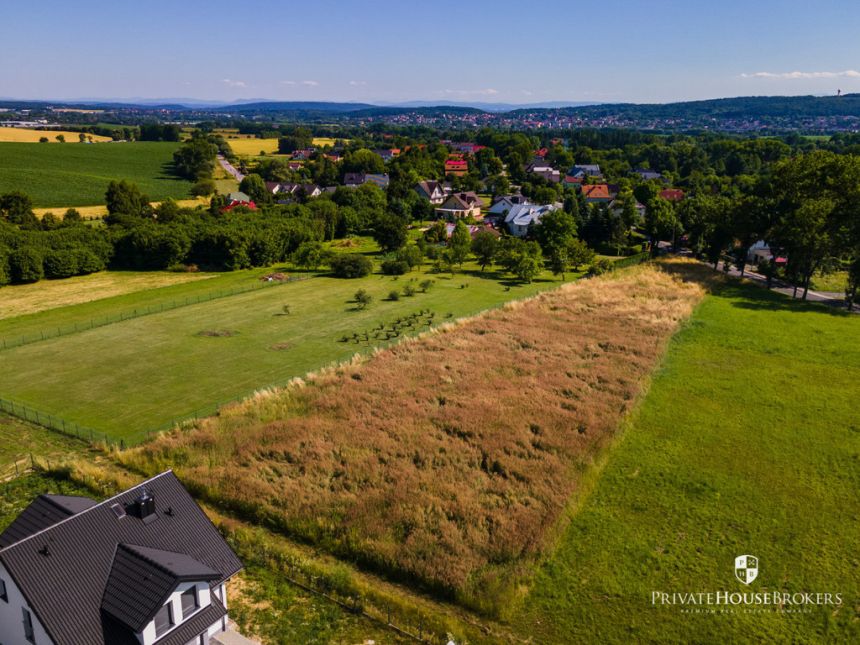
0;275;312;353
0;396;121;448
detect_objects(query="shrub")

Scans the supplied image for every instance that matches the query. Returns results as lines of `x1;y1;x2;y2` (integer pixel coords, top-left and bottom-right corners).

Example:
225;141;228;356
381;259;409;275
587;258;614;277
388;289;400;301
191;179;216;197
330;253;373;278
43;249;80;279
354;288;372;309
9;246;44;283
419;279;434;292
403;285;416;297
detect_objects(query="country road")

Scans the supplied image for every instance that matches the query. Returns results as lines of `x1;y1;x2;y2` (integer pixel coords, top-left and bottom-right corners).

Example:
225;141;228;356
217;154;244;183
714;260;857;313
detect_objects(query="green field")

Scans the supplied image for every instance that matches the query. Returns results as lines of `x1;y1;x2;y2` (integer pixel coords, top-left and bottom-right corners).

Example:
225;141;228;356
515;278;860;642
0;141;192;207
0;261;571;443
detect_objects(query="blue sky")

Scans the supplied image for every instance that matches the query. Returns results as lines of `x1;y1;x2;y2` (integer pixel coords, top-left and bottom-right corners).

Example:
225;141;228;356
2;0;859;104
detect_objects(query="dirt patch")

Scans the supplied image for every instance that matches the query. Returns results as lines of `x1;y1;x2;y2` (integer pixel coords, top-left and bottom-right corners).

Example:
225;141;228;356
260;272;289;282
270;342;292;351
195;330;239;337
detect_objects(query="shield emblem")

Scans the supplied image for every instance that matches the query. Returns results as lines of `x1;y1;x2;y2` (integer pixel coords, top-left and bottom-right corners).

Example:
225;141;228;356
735;555;758;585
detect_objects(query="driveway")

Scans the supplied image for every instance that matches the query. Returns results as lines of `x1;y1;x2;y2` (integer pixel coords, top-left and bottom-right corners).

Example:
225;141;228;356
217;154;244;182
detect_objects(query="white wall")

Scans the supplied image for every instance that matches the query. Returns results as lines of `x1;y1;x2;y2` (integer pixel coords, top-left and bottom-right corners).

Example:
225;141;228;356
0;562;53;645
140;581;213;645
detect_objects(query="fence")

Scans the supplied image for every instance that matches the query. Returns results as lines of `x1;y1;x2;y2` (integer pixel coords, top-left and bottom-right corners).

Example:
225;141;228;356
0;396;121;448
0;275;311;353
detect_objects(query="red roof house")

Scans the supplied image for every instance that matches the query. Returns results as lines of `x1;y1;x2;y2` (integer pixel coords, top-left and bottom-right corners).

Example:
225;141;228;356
660;188;685;202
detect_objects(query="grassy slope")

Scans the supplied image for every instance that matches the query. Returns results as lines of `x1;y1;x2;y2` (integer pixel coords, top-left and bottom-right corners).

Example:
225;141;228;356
0;262;570;443
0;142;190;207
515;279;860;643
0;413;88;477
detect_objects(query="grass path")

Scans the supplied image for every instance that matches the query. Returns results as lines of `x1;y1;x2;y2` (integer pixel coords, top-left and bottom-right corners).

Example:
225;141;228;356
514;275;860;643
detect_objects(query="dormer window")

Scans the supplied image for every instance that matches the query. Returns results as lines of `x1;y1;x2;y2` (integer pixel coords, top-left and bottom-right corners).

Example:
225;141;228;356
153;602;174;637
181;587;199;619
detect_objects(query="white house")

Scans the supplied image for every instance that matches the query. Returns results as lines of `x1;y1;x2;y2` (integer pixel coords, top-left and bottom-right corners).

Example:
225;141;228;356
0;471;249;645
504;203;561;238
488;195;530;217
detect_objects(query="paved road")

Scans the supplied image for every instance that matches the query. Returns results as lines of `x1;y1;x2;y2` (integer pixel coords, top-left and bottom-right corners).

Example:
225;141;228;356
714;260;857;312
217;154;244;183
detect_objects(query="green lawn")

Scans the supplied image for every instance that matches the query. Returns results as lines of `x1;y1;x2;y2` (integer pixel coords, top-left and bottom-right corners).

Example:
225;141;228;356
0;413;88;477
0;261;571;444
514;278;860;643
0;142;192;207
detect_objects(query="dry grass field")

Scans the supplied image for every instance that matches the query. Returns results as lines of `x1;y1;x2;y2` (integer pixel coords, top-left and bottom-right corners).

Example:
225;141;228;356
0;270;216;318
226;138;280;156
32;197;209;220
120;261;709;612
0;127;111;143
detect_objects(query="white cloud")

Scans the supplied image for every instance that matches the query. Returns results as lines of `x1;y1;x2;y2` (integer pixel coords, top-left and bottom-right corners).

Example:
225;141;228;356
349;80;367;86
301;80;319;86
741;70;860;79
280;80;297;85
221;78;247;88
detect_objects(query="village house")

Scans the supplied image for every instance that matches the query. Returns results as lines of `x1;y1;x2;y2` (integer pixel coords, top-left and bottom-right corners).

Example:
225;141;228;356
364;173;390;189
659;188;685;202
527;164;561;183
444;221;500;240
222;192;256;212
581;184;613;204
373;148;400;161
343;172;365;187
487;194;530;217
632;168;664;182
609;198;647;221
0;471;247;645
504;202;561;237
414;180;446;204
435;191;484;219
564;164;603;186
444;158;469;177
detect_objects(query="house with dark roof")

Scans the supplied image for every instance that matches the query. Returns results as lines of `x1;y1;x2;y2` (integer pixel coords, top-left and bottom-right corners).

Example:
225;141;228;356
487;195;530;217
565;164;602;185
632;168;664;182
414;180;446;205
435;192;484;219
0;471;246;645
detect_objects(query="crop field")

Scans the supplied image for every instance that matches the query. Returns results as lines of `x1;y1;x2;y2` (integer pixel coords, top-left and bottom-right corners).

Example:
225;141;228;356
32;197;209;220
0;270;217;319
515;269;860;643
116;263;706;613
0;127;112;143
0;261;573;444
226;137;280;156
0;141;191;207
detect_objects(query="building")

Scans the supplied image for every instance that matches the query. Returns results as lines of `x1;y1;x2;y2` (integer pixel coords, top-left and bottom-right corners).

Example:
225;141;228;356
565;164;603;185
364;173;390;189
415;180;446;204
632;168;664;181
343;173;389;189
222;192;256;211
527;165;561;183
343;172;365;187
0;471;245;645
435;192;484;219
659;188;685;202
444;159;469;176
581;184;613;204
487;195;530;217
504;203;561;237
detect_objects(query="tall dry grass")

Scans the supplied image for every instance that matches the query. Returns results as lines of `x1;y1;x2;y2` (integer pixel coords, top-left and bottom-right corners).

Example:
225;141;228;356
120;260;712;613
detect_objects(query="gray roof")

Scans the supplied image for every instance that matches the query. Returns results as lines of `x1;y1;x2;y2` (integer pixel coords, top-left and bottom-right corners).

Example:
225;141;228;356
504;203;560;228
101;544;220;632
0;494;97;548
0;471;242;645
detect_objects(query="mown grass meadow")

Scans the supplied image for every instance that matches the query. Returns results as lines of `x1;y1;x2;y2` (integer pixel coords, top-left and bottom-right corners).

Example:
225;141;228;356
515;273;860;643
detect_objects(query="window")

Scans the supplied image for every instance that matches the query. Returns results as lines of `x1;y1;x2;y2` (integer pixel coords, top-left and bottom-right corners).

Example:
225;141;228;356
153;602;174;637
181;587;198;619
22;607;35;643
0;577;7;602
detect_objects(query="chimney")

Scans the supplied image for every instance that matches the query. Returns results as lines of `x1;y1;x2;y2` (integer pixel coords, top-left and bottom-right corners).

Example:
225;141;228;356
130;488;157;522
